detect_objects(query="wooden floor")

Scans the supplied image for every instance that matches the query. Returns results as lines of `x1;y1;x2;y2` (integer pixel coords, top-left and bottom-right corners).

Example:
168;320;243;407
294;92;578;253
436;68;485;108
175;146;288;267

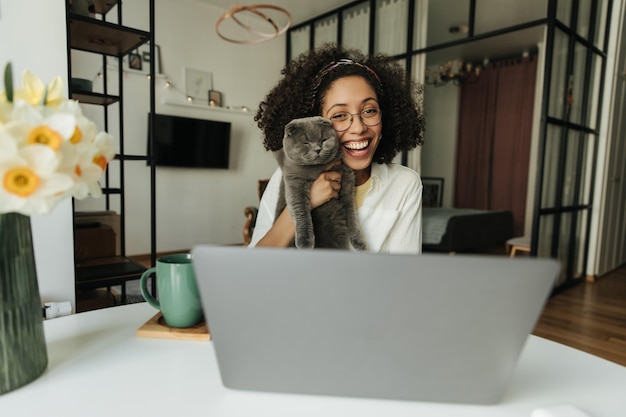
533;265;626;367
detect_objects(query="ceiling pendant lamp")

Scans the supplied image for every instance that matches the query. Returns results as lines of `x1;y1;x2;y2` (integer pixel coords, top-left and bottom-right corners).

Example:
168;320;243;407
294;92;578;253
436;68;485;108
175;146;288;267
216;4;292;44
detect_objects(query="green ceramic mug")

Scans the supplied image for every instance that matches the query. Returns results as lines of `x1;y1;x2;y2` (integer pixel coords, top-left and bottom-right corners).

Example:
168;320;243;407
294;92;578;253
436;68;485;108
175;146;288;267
139;253;203;328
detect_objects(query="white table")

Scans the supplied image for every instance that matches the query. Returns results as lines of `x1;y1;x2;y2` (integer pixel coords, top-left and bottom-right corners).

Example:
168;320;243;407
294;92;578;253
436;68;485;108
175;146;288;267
1;303;624;416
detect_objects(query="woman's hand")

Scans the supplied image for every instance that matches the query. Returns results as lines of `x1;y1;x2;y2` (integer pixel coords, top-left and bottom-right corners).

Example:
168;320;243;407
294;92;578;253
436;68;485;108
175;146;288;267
310;160;343;209
255;161;344;248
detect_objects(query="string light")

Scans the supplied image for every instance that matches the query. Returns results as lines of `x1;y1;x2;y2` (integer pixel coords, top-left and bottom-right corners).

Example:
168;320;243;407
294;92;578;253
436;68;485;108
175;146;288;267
424;60;481;87
86;64;251;111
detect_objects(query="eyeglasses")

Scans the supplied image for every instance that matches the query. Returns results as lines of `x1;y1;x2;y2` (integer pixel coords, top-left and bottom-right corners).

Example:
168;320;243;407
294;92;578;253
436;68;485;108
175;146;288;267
327;107;382;132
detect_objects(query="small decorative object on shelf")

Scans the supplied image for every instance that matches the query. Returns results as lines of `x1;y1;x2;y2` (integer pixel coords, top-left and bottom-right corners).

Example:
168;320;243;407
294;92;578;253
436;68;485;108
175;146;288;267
128;51;142;71
68;0;93;17
184;67;211;101
421;177;444;207
208;90;222;107
0;62;116;395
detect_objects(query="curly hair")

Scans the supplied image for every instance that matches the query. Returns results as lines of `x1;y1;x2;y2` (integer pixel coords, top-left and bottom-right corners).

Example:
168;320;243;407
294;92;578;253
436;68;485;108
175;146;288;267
255;43;424;164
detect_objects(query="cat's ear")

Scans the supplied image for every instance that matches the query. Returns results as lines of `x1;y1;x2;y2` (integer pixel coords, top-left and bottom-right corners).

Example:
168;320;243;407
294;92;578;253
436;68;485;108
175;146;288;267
319;117;333;126
285;123;298;137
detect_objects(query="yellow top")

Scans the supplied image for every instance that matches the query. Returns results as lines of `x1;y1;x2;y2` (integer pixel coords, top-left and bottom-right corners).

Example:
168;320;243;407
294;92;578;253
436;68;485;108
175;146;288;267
354;177;372;209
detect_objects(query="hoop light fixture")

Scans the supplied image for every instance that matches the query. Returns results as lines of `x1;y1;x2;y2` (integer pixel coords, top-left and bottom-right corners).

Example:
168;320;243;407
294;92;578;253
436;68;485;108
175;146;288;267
216;4;292;44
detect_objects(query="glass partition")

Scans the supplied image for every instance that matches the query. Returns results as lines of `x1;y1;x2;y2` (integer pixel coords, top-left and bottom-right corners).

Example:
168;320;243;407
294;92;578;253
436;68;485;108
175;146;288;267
342;2;370;52
556;212;573;284
290;25;310;59
576;0;592;39
593;0;609;47
561;131;581;207
573;211;589;279
537;214;554;259
413;1;426;50
579;133;595;206
285;0;614;289
548;28;569;119
374;0;409;55
585;51;603;129
569;41;588;124
556;0;572;26
541;125;561;209
314;15;338;47
475;0;547;34
423;0;470;47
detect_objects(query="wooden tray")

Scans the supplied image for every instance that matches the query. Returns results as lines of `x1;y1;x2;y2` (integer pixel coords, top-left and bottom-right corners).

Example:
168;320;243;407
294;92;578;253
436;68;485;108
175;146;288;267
136;312;210;341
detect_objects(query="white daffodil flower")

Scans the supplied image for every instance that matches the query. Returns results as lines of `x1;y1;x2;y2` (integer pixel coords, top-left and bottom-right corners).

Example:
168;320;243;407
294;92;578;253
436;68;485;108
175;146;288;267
14;70;64;107
0;63;117;215
0;143;73;215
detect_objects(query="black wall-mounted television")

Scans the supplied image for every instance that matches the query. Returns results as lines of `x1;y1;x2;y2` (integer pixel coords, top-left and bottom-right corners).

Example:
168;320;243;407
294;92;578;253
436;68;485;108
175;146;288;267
147;113;231;169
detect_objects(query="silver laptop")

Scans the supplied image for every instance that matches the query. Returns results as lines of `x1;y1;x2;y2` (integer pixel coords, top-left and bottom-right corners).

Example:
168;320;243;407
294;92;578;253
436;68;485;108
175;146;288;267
191;245;559;404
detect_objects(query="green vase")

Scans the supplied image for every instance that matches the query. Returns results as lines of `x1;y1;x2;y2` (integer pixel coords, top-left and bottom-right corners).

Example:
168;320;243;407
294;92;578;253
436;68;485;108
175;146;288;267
0;213;48;395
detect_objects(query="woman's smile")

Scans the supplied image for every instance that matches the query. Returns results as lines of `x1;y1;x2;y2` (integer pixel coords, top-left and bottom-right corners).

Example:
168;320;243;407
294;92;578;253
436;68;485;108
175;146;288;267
322;76;382;181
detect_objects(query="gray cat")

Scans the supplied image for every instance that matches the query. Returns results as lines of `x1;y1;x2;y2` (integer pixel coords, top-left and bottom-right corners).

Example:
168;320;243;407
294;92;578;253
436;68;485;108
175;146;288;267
273;116;367;250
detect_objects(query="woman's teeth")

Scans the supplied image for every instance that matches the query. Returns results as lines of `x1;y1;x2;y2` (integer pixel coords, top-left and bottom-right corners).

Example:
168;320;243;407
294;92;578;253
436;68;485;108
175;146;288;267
344;140;369;150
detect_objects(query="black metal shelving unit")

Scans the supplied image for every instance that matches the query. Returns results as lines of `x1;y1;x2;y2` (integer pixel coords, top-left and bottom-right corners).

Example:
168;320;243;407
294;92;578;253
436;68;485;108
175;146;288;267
65;0;156;306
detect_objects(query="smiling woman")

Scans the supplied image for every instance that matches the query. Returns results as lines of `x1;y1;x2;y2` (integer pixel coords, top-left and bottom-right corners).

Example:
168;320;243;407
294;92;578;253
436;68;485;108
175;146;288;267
250;43;425;253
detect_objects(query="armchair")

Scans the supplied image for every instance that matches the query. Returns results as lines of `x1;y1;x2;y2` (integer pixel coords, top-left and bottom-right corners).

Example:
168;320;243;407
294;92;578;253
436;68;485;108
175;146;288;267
242;179;269;246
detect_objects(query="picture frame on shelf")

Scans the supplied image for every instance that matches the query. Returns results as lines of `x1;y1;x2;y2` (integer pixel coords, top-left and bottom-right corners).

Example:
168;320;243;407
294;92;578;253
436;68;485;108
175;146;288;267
208;90;222;107
138;43;162;74
128;52;142;71
422;177;444;207
185;67;212;100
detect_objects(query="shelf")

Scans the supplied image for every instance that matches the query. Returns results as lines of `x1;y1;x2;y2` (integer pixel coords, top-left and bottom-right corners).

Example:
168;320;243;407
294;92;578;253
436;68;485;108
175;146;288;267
116;154;150;161
75;255;147;298
101;188;122;195
162;99;254;116
67;0;156;303
69;13;149;57
72;90;119;105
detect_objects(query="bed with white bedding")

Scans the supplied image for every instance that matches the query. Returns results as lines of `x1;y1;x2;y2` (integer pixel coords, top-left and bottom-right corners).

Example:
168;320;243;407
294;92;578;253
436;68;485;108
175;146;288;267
422;208;514;253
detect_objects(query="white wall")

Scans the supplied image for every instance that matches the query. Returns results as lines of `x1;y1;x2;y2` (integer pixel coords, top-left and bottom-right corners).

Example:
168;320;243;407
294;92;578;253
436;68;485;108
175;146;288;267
73;0;283;254
0;0;76;307
420;85;460;208
1;0;285;308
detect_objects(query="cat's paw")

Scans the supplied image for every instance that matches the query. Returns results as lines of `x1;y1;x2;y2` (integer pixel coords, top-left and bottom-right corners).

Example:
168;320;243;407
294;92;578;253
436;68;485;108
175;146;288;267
296;236;315;249
352;239;368;251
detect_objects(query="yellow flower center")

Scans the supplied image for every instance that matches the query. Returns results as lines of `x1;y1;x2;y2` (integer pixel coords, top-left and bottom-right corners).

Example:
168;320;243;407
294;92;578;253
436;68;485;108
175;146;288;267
26;126;63;150
3;167;40;198
75;164;82;177
70;125;82;144
93;155;108;171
